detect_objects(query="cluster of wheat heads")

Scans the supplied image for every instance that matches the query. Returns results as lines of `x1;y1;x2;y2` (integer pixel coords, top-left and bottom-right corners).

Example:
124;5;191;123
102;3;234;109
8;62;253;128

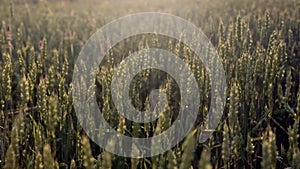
0;0;300;168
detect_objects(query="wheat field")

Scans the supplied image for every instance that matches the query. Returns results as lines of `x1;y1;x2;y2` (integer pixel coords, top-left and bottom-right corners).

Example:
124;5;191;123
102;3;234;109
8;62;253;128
0;0;299;168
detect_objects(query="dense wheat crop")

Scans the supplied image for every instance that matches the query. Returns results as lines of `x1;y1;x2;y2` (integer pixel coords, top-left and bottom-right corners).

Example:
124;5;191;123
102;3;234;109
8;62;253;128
0;0;299;168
